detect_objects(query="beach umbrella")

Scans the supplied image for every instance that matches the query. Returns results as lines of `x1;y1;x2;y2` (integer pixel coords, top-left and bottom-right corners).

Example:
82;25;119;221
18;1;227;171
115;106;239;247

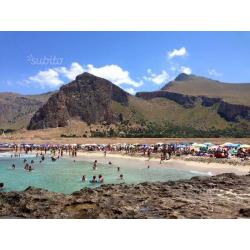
192;143;206;148
156;142;164;145
221;142;234;147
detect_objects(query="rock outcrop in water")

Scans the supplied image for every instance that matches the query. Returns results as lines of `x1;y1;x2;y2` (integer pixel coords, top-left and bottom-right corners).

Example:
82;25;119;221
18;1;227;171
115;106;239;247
1;173;250;219
28;73;129;129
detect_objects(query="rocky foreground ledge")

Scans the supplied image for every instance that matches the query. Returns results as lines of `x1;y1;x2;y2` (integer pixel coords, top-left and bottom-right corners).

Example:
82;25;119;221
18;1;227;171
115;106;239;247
1;173;250;219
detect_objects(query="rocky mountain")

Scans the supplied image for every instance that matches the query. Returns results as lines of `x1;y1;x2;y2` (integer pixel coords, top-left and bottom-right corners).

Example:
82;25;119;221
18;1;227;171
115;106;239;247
162;73;250;106
136;74;250;124
1;72;250;136
0;92;53;130
28;73;129;129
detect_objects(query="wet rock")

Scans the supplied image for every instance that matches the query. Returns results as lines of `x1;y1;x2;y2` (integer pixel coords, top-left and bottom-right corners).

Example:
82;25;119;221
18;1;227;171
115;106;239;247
0;173;250;218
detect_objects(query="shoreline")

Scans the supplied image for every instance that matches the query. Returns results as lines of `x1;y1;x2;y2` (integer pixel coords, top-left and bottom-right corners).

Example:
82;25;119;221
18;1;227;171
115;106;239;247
75;151;250;175
1;150;249;176
1;173;250;218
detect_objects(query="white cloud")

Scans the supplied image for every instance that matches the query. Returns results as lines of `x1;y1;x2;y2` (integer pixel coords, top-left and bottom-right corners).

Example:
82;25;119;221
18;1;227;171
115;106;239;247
168;47;187;59
143;70;169;85
208;69;222;77
125;87;136;95
28;69;63;88
27;62;143;89
180;66;192;75
56;62;84;80
85;64;143;88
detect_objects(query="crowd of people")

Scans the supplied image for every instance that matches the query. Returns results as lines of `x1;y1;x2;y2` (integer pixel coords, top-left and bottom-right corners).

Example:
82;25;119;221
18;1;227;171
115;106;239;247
0;141;249;191
0;145;126;190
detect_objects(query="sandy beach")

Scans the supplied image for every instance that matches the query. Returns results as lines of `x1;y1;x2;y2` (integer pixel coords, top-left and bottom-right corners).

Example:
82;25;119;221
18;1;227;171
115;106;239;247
75;151;250;175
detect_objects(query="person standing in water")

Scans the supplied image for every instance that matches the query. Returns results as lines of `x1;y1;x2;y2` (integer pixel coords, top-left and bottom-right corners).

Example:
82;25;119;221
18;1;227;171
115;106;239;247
93;160;97;170
12;164;15;169
98;174;104;183
82;175;87;182
90;175;97;183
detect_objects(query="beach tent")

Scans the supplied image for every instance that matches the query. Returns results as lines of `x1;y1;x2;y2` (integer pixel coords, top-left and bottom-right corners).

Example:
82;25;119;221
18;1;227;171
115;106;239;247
230;148;238;155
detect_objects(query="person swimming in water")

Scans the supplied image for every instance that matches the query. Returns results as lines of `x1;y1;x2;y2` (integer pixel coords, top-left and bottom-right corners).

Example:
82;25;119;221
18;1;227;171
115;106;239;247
24;163;29;170
12;164;15;169
23;159;27;163
90;175;97;183
98;174;104;183
51;156;56;162
119;174;123;180
108;161;112;165
82;175;87;182
0;183;4;190
31;160;34;164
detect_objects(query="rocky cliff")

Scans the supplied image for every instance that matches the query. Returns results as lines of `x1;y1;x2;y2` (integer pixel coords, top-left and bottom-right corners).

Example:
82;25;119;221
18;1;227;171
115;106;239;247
0;92;52;129
1;173;250;219
136;90;250;122
28;73;129;129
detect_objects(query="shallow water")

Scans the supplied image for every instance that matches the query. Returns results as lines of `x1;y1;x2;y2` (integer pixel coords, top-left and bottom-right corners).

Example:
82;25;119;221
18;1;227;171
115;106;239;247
0;152;205;194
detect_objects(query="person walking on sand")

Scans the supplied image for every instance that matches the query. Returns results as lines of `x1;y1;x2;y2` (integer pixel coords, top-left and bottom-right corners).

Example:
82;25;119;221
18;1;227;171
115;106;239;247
160;153;165;164
104;149;107;157
147;148;151;161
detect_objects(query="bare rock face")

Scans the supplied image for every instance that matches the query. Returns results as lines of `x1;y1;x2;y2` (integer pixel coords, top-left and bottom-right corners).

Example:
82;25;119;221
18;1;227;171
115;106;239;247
136;90;250;122
1;173;250;219
28;73;129;129
218;101;250;122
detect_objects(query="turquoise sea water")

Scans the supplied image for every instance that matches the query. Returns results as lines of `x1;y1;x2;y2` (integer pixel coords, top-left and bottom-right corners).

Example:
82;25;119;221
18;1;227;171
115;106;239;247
0;152;205;194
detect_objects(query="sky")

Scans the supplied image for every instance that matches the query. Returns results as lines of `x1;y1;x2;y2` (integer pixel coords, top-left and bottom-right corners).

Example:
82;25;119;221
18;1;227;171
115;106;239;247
1;32;250;95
